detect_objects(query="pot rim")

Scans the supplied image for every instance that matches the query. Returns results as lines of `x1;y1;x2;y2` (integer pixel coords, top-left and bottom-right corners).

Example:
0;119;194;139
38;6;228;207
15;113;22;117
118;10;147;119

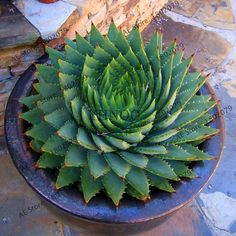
4;54;225;224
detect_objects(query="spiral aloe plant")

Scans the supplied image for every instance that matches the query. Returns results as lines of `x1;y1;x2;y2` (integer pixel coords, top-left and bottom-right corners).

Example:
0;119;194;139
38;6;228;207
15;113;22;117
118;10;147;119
20;22;219;206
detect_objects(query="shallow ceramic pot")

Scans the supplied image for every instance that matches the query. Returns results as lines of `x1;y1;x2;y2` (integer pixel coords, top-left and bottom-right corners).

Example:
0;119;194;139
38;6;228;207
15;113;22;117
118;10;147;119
5;54;224;235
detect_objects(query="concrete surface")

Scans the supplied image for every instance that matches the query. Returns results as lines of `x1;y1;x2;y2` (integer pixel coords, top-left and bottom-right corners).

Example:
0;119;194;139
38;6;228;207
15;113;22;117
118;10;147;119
165;2;236;235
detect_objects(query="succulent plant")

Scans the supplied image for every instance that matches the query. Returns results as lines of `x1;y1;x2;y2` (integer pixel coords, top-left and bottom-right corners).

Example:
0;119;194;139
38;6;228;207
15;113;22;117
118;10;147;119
20;22;219;206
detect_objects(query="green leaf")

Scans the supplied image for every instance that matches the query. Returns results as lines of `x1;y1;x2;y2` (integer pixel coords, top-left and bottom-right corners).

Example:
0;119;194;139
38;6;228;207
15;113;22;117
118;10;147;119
82;64;99;79
20;95;40;109
41;135;70;156
20;108;43;125
59;72;79;89
113;131;145;143
161;144;196;161
65;45;85;67
127;122;153;135
71;97;82;125
168;125;219;144
139;99;156;120
156;56;192;121
171;110;212;129
126;184;148;200
56;167;80;189
139;90;152;113
91;114;108;133
124;47;140;68
34;82;60;98
25;121;55;142
147;129;179;143
132;145;167;155
91;133;115;152
37;96;65;114
80;167;102;203
104;153;131;178
108;24;129;54
170;56;192;95
76;128;97;150
126;167;150;199
104;135;132;150
58;59;82;76
30;139;43;152
161;40;175;64
65;144;87;167
76;34;94;56
167;160;197;178
147;173;175;192
89;24;105;46
155;52;174;112
101;36;119;57
93;46;112;65
145;32;162;59
87;150;110;178
46;47;66;69
86;84;96;110
154;108;182;130
136;47;149;70
36;64;58;84
81;106;96;132
182;72;201;87
64;87;79;111
128;26;144;52
179;143;212;160
37;153;64;168
146;158;180;180
178;75;207;103
150;57;162;98
119;151;148;168
84;55;104;73
102;171;126;206
115;53;133;72
108;22;119;41
173;50;184;66
45;108;72;129
130;110;157;129
65;37;77;49
57;120;78;143
97;116;120;133
132;33;150;66
154;76;208;130
185;100;215;111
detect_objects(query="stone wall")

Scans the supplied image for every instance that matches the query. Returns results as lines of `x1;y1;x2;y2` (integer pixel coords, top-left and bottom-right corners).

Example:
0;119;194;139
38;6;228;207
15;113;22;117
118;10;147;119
64;0;168;38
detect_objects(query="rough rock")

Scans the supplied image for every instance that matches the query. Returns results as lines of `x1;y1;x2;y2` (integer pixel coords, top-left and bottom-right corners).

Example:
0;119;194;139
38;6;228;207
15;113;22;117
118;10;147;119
143;16;233;70
0;0;40;49
12;0;77;40
173;0;236;30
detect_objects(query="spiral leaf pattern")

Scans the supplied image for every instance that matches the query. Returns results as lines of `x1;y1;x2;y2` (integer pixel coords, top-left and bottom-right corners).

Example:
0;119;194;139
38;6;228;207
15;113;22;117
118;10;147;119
20;22;219;206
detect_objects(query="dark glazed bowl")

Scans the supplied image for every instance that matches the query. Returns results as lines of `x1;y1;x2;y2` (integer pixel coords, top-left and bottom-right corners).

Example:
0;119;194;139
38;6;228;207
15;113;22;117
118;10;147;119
5;54;224;235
